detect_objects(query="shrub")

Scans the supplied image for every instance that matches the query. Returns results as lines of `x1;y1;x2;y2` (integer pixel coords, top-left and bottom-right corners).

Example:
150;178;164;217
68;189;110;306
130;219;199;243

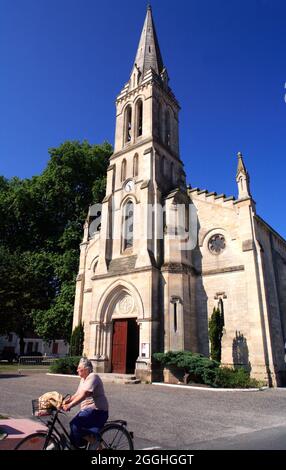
70;323;84;356
209;307;224;362
214;366;261;388
153;351;261;388
49;356;81;375
153;351;219;386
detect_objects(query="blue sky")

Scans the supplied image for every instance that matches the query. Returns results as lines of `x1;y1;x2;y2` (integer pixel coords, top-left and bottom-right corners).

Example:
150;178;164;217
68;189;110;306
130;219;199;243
1;0;286;236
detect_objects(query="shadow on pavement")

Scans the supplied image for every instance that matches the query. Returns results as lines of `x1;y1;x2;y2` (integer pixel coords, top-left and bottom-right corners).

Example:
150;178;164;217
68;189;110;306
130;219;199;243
0;374;27;379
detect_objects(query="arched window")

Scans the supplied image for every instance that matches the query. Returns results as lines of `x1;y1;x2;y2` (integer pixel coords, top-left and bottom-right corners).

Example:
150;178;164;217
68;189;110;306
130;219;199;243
240;177;244;191
174;301;177;332
161;156;165;175
124;105;132;144
171;296;181;333
122;200;134;251
179;171;186;186
121;159;127;182
218;299;225;327
88;209;101;239
158;102;162;141
133;153;139;177
170;162;174;184
112;165;116;191
92;257;99;273
165;110;171;147
185;205;190;233
136;100;143;137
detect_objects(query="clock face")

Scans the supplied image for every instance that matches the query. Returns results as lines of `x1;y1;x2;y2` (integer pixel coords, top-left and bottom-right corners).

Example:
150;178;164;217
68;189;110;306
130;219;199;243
124;180;134;192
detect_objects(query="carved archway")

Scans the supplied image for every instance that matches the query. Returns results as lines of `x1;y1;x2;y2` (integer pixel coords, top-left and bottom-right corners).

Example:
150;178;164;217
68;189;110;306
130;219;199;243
94;280;143;372
96;280;144;323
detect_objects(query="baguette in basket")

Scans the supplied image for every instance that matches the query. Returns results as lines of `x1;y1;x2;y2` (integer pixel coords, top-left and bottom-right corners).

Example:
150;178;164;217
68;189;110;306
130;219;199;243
37;391;63;415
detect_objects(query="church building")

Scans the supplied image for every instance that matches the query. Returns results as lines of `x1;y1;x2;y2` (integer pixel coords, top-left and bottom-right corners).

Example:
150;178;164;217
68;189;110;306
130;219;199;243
73;6;286;386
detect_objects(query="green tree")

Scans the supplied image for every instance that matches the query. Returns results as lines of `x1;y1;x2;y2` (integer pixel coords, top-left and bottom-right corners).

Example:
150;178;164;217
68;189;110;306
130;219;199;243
0;140;112;345
0;248;56;353
70;323;85;356
209;307;224;362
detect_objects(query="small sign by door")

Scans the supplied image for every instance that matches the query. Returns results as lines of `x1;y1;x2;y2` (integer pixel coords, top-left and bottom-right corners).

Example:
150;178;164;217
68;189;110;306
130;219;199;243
141;343;150;359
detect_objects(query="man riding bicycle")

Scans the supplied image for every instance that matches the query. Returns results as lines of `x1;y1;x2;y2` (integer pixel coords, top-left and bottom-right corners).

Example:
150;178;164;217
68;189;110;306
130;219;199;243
62;357;109;449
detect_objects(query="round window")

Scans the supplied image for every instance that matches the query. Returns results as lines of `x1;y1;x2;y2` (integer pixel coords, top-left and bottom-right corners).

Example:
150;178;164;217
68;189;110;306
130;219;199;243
208;234;226;255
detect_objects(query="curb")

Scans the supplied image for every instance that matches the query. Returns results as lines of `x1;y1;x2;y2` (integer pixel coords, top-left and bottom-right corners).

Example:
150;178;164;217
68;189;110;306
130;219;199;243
152;382;268;392
46;373;79;378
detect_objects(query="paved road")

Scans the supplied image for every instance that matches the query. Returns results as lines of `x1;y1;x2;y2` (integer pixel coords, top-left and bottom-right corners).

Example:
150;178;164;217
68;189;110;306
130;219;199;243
1;373;286;450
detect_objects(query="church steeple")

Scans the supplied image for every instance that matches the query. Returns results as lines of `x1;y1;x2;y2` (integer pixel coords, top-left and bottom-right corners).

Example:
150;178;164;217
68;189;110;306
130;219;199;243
114;6;181;170
236;152;251;199
131;5;164;79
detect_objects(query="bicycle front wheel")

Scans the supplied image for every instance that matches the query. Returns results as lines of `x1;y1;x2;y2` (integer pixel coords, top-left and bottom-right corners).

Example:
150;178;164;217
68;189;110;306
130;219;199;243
99;423;134;450
14;432;60;450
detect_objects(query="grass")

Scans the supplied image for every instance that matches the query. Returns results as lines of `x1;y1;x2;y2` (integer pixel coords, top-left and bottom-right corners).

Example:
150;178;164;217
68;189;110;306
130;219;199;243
0;363;50;373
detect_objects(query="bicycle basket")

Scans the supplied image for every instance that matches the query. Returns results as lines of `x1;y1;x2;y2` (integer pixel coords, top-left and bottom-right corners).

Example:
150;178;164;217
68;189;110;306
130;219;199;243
32;399;54;417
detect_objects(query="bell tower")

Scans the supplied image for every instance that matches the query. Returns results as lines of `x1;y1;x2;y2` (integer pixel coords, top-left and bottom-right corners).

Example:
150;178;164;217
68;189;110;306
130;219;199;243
96;5;186;273
75;6;194;381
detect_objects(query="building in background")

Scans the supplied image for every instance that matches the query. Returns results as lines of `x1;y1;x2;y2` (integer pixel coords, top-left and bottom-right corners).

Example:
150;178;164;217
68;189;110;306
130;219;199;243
0;332;68;359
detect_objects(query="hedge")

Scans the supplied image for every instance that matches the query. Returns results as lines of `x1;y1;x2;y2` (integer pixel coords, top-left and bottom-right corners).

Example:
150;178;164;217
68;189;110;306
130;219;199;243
153;351;261;388
49;356;81;375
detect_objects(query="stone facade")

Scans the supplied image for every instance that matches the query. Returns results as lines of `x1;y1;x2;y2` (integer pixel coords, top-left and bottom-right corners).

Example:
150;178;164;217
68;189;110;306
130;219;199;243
73;7;286;386
190;185;286;385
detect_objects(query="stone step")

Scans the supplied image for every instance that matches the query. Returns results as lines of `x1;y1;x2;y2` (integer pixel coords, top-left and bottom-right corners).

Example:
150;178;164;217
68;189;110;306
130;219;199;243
98;373;137;380
97;373;140;384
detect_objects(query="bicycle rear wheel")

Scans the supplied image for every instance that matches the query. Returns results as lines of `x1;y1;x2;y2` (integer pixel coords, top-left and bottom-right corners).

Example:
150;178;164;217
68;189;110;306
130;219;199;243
14;432;60;450
98;423;134;450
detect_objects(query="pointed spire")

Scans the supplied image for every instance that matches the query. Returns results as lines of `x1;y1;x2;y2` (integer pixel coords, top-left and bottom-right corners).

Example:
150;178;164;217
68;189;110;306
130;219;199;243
236;152;247;177
236;152;251;199
132;6;164;78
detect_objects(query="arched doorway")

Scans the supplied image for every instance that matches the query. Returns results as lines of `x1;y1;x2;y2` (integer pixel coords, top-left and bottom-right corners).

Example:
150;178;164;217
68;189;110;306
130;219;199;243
96;281;143;374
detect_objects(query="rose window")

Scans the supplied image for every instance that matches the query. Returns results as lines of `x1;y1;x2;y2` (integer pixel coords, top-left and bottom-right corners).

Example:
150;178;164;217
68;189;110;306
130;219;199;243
208;234;226;254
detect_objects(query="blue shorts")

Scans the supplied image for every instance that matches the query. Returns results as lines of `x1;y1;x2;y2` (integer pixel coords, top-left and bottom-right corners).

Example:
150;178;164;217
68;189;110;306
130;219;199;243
70;408;108;447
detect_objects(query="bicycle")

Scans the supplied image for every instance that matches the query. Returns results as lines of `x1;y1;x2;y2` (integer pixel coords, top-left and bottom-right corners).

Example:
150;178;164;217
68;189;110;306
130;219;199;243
14;394;134;451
